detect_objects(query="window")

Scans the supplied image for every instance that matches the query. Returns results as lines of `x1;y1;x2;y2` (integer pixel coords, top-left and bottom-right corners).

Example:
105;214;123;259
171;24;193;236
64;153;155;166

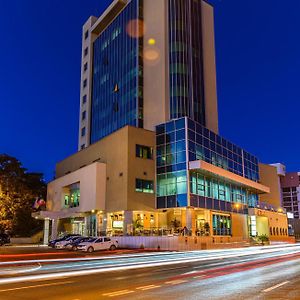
84;62;88;72
82;95;87;104
84;47;88;56
83;79;87;88
82;111;86;121
136;144;153;159
212;214;231;236
136;179;154;193
81;127;86;137
84;30;89;40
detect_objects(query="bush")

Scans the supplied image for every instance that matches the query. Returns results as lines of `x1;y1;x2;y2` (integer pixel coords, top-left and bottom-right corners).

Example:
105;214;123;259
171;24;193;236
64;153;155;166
257;234;269;245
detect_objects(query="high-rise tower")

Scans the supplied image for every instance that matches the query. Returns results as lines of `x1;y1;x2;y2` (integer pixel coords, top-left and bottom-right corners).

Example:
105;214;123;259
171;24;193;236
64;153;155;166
78;0;218;150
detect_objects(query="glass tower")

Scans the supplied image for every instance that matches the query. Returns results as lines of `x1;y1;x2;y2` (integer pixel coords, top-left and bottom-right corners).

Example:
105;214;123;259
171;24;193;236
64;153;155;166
90;0;143;144
168;0;206;125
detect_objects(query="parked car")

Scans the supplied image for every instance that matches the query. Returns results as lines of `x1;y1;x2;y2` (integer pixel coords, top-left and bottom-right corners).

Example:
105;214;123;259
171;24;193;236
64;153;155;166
77;237;118;253
55;235;82;249
0;233;10;246
48;234;80;248
66;236;90;251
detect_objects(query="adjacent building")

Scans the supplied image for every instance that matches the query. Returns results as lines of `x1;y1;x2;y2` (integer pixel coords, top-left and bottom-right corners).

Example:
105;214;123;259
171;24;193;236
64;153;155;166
34;0;293;245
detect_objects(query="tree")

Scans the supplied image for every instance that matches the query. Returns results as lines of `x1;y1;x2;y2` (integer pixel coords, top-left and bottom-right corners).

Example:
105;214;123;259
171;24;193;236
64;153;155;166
0;154;46;236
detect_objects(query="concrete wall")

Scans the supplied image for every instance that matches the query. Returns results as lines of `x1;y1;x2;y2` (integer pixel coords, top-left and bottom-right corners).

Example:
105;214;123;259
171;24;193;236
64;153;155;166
78;16;98;150
231;213;248;239
248;208;292;242
259;163;282;208
201;0;219;134
281;172;300;188
47;163;106;213
127;127;156;211
56;126;156;212
143;0;169;131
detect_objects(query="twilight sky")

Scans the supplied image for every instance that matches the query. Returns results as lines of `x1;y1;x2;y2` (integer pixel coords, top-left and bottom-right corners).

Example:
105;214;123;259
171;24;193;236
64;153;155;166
0;0;299;181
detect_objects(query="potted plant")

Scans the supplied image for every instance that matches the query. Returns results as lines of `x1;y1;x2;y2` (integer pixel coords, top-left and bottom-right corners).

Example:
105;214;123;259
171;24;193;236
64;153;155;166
257;234;269;245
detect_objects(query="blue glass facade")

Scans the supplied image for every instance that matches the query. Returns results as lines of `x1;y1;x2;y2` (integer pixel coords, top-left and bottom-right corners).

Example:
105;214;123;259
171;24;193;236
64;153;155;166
156;117;260;211
91;0;143;144
168;0;206;125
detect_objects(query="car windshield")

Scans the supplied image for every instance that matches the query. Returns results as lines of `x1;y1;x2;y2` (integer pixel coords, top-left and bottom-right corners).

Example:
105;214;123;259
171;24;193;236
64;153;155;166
87;238;97;242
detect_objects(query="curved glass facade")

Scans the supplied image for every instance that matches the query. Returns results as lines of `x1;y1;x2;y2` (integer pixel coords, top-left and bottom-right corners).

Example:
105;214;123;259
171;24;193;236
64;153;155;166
168;0;206;125
91;0;143;144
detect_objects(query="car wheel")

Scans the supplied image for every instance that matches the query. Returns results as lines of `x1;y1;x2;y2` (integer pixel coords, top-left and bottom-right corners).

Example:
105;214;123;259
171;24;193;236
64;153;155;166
109;245;116;251
87;246;94;253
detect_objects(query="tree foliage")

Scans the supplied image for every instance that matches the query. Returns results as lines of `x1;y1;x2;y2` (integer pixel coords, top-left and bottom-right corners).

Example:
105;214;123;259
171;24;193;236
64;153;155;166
0;154;46;236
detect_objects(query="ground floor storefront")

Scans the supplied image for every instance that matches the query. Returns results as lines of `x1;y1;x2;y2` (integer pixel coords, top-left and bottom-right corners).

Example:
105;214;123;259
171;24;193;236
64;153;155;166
34;206;294;246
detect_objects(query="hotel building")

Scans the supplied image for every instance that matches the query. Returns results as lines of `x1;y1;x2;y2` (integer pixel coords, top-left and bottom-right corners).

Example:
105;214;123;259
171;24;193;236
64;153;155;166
34;0;292;245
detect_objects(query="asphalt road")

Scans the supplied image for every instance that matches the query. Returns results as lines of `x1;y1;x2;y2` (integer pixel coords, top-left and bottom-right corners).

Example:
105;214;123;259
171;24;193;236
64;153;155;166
0;244;299;299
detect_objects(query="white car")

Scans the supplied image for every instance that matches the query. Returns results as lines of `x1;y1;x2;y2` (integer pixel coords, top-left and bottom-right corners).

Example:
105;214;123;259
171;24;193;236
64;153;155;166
55;236;81;249
77;237;118;252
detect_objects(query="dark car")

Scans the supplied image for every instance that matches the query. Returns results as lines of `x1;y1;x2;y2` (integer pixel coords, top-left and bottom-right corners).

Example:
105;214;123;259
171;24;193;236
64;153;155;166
65;236;90;251
0;233;10;246
48;234;81;248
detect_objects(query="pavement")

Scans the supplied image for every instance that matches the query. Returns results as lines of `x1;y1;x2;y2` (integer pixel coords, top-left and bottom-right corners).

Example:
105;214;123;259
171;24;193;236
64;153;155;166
0;244;299;299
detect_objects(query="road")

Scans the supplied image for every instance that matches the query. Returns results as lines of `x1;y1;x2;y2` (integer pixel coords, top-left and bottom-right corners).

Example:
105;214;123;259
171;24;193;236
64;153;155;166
0;244;300;299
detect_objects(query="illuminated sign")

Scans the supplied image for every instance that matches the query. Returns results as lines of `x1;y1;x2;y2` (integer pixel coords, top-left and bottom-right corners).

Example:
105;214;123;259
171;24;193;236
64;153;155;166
113;221;124;228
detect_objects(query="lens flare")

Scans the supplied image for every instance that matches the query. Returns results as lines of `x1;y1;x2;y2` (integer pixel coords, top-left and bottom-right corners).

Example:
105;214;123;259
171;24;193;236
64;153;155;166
144;47;160;66
126;19;145;38
148;38;156;45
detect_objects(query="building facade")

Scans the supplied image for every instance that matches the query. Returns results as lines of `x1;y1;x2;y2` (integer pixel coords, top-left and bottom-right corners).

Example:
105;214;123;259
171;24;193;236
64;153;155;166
35;0;293;245
281;172;300;219
78;0;218;151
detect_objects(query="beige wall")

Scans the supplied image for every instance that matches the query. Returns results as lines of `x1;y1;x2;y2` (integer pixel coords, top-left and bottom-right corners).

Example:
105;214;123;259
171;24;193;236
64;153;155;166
47;162;106;213
78;16;98;150
231;213;248;239
56;126;156;213
143;0;169;131
259;163;282;208
201;1;219;134
127;127;156;211
249;208;291;242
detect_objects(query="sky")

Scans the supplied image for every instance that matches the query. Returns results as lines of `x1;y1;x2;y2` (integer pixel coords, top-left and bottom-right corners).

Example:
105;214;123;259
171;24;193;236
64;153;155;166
0;0;299;181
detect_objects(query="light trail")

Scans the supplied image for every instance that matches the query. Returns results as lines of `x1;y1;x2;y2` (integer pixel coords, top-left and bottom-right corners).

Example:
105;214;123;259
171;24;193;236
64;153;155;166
0;245;299;285
1;244;299;267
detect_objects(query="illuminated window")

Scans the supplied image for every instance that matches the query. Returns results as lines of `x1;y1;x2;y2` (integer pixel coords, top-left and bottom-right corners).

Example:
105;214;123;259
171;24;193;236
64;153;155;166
136;145;153;159
136;179;154;194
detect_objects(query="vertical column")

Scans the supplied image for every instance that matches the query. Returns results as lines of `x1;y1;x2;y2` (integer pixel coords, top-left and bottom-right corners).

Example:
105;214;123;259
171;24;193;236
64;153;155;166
84;216;88;236
97;213;107;236
51;219;58;240
123;211;133;235
43;218;50;245
186;207;195;236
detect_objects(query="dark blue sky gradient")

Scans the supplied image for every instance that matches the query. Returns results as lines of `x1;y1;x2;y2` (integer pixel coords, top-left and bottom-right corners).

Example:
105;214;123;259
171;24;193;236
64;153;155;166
0;0;299;181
